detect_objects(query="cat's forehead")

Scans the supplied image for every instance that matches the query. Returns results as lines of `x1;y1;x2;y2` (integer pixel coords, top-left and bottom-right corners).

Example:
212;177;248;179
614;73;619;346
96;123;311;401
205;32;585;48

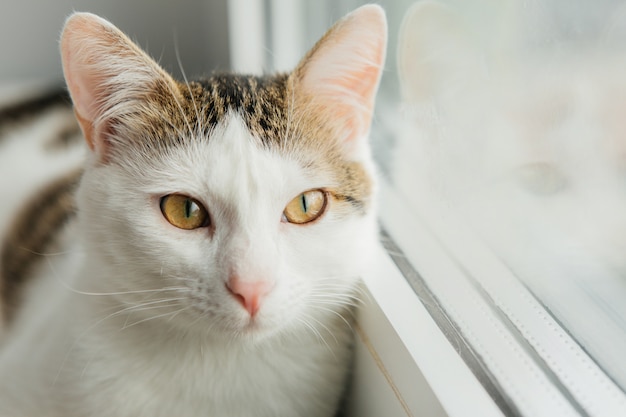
141;73;348;177
192;113;310;200
128;73;373;215
176;73;289;147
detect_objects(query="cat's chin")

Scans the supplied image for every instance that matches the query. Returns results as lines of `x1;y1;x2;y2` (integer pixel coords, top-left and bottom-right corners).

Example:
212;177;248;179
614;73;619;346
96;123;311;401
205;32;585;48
211;323;288;346
232;320;285;344
177;308;291;343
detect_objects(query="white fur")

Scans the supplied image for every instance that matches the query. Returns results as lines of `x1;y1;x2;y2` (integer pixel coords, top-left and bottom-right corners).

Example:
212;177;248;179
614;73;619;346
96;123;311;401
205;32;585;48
0;113;378;417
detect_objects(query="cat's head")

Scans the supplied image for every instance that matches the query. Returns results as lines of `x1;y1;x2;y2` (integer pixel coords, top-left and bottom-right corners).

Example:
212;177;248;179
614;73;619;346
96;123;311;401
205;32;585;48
60;6;386;340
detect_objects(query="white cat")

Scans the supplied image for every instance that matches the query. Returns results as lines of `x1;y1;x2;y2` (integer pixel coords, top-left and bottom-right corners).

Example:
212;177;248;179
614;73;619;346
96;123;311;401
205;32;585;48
0;5;386;417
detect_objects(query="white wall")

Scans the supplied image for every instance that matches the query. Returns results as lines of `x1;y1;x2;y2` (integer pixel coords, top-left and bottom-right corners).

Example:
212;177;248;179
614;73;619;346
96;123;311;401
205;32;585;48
0;0;230;84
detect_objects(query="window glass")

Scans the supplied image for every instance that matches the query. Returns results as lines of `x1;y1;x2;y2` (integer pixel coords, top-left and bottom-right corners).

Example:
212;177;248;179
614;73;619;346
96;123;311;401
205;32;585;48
392;0;626;393
290;0;626;412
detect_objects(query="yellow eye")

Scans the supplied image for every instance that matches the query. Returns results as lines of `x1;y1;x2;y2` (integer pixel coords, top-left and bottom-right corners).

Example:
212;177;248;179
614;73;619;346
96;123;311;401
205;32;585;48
160;194;210;230
283;190;327;224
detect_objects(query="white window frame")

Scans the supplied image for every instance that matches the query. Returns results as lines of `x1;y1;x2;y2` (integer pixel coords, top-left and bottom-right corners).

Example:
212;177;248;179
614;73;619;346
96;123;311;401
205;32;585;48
369;180;626;416
348;184;506;416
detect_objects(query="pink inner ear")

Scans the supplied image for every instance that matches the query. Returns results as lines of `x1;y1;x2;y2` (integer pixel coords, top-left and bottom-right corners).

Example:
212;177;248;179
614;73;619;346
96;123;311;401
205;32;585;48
334;63;383;139
61;12;172;161
61;14;114;154
72;108;96;151
296;5;387;150
65;61;102;128
63;48;102;152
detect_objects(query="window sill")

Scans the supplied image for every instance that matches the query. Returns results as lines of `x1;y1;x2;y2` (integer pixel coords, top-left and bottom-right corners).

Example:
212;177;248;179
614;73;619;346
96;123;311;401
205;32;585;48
345;182;504;417
347;180;626;416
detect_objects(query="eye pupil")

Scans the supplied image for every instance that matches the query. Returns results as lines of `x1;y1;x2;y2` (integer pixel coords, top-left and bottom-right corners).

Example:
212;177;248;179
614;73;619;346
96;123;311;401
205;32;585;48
283;189;327;224
300;194;307;213
184;199;194;218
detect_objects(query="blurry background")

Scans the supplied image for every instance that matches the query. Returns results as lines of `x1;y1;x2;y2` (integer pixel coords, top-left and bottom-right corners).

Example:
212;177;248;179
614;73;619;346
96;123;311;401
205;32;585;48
0;0;230;82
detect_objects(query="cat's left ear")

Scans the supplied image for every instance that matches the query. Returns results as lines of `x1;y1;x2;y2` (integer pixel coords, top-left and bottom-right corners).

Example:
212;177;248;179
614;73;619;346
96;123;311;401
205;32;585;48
291;5;387;158
60;12;177;161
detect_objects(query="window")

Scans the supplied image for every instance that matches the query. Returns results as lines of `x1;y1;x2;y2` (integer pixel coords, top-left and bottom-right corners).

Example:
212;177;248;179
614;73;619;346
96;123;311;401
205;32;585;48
229;1;626;415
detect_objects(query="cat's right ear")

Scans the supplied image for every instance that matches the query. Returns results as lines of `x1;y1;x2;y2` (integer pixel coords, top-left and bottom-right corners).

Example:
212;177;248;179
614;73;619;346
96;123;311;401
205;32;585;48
60;12;175;161
397;1;483;103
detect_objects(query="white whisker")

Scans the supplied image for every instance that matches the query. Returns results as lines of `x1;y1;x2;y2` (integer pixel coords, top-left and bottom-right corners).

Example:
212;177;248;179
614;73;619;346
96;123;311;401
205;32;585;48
121;299;187;328
53;296;187;385
167;305;192;322
161;72;195;140
174;35;202;136
295;316;333;354
121;308;187;330
53;279;189;297
309;303;354;331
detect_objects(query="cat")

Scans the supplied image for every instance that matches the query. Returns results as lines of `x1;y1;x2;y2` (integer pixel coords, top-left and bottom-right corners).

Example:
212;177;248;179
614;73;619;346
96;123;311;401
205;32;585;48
394;0;626;391
0;5;386;417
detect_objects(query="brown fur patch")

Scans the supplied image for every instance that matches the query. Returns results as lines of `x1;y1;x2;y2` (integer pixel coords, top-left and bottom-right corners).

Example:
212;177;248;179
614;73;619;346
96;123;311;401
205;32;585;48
0;169;82;324
129;74;290;148
284;84;374;216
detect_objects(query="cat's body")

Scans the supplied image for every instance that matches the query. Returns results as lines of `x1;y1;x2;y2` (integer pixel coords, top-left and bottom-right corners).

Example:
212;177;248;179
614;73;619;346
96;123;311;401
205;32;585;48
0;6;386;417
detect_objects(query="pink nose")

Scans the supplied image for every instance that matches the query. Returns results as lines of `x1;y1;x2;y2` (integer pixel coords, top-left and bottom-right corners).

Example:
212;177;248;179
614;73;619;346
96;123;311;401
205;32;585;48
226;276;273;317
